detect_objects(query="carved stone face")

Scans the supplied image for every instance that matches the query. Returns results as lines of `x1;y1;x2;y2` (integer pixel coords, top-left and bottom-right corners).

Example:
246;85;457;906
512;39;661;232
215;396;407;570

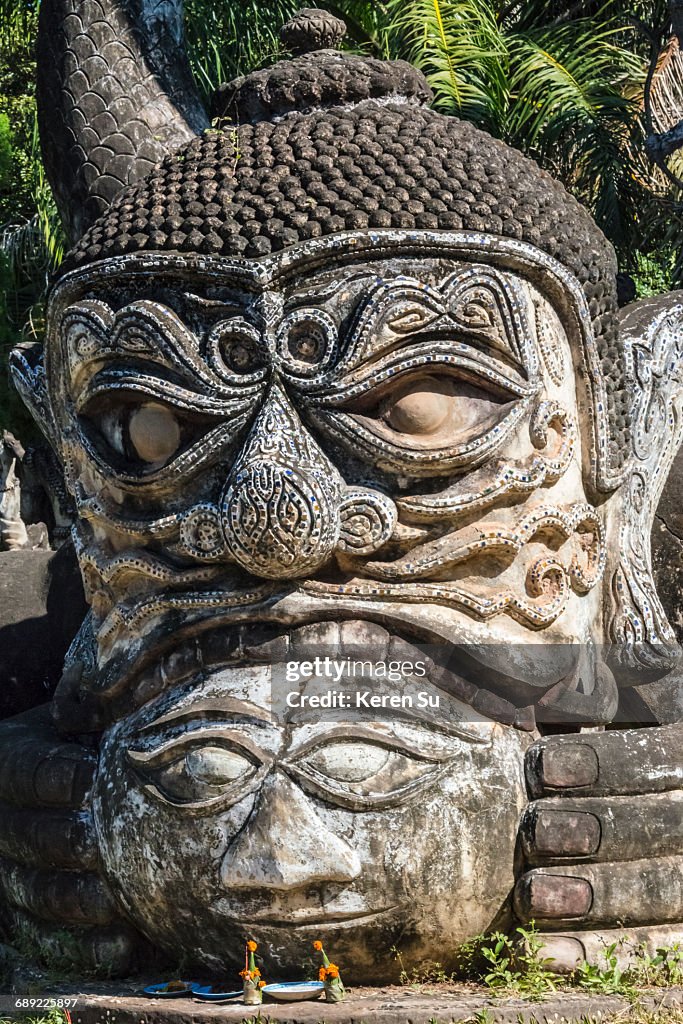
94;662;529;979
43;230;615;973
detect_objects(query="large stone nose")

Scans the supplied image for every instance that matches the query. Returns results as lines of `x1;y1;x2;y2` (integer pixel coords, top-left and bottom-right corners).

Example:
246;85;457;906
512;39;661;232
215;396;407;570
220;773;361;891
221;384;342;579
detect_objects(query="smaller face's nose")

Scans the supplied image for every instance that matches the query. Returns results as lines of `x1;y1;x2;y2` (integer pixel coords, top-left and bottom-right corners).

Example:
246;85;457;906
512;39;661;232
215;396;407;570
221;384;342;579
221;772;361;892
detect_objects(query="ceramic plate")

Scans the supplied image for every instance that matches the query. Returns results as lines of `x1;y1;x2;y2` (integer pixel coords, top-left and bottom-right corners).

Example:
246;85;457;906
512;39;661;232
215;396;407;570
192;985;243;1002
262;981;324;1002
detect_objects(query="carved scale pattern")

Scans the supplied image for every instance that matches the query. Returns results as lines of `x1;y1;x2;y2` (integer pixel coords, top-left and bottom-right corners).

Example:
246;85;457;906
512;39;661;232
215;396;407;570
37;0;206;243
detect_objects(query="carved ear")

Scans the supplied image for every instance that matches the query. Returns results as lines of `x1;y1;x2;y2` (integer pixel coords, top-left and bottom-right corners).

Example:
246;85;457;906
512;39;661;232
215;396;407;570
9;343;58;451
38;0;208;244
609;292;683;709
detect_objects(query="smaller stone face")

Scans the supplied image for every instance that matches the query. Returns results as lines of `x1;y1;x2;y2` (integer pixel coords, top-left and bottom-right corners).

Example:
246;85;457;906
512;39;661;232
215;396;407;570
94;657;530;981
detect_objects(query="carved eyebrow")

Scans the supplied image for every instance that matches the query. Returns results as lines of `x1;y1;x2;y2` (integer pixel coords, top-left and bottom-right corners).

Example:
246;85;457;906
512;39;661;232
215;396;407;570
283;270;382;310
284;712;492;750
138;697;275;732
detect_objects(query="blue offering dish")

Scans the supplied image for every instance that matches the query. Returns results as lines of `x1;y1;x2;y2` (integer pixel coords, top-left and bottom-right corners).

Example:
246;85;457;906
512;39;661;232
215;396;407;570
262;981;324;1002
192;985;243;1002
143;980;197;998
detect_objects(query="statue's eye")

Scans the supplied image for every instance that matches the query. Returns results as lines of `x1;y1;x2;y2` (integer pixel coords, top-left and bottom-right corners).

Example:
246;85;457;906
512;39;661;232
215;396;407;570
82;398;189;468
127;739;263;809
370;373;515;447
185;745;251;785
287;738;448;809
382;377;452;435
127;402;181;463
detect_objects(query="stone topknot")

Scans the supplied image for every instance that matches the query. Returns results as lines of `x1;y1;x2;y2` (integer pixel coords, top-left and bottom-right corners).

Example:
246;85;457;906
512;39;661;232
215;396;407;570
280;7;347;53
211;6;432;125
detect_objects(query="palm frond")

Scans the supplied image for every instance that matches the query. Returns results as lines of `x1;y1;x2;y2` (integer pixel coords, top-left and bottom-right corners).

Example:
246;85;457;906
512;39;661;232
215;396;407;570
387;0;508;126
506;20;643;144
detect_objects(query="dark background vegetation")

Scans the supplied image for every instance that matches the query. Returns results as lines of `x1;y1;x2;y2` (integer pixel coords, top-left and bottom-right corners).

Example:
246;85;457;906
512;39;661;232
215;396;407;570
1;0;681;434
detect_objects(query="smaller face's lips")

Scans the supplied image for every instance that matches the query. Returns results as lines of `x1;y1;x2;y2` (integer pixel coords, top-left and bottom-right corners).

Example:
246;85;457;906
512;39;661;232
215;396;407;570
90;611;558;732
217;905;401;928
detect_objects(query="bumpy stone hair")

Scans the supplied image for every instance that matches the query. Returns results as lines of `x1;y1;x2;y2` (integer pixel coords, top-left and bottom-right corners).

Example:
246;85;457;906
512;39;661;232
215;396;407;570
57;30;625;479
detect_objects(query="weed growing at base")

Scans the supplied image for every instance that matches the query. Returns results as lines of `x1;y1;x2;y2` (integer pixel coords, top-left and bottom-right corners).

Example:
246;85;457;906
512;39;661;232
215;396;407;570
393;922;683;1000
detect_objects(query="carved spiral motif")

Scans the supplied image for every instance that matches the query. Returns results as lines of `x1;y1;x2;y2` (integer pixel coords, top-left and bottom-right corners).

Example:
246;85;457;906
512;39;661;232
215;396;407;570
179;504;228;561
338;488;397;555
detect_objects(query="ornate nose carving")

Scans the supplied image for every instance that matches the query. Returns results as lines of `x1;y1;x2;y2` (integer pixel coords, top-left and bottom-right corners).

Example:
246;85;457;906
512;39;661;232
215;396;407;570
221;385;342;579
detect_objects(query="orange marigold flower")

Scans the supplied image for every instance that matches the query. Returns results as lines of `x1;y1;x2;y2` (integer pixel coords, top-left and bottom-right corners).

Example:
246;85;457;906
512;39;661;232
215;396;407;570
313;940;323;951
318;967;326;982
239;968;249;979
252;968;261;978
327;964;340;978
247;940;257;952
258;980;266;988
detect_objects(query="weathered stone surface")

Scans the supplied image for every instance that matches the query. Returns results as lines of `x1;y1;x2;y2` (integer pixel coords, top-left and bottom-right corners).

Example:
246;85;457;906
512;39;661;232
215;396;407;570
515;858;683;926
526;726;683;800
653;441;683;647
3;0;683;986
280;8;347;54
521;792;683;864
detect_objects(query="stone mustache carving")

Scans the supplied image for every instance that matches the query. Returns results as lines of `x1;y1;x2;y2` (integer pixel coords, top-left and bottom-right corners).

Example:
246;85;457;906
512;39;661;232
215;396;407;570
0;0;681;984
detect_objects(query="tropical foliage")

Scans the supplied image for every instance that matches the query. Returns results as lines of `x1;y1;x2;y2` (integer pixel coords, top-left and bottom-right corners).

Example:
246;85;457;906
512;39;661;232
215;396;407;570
0;0;681;431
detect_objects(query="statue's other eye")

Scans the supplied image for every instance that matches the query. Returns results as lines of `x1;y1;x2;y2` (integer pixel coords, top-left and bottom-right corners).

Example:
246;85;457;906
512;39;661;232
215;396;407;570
287;738;448;809
128;739;263;809
369;373;514;448
382;377;451;435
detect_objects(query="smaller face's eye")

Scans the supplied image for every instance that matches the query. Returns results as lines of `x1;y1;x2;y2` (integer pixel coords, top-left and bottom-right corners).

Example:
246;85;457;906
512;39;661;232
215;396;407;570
185;746;251;786
305;742;390;783
128;739;262;808
288;737;448;809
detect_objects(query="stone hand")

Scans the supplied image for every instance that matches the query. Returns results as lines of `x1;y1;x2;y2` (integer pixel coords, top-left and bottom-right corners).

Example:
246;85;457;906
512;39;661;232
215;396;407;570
0;706;141;974
515;724;683;970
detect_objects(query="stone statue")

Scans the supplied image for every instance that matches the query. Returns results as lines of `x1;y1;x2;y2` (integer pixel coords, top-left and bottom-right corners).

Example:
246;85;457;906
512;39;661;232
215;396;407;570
0;432;29;551
0;428;74;550
0;0;681;983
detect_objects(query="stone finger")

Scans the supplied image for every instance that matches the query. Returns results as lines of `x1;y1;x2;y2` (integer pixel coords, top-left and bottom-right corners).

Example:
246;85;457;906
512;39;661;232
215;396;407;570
0;855;116;927
526;723;683;799
0;802;98;871
532;923;683;974
0;708;96;809
520;791;683;865
514;856;683;927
